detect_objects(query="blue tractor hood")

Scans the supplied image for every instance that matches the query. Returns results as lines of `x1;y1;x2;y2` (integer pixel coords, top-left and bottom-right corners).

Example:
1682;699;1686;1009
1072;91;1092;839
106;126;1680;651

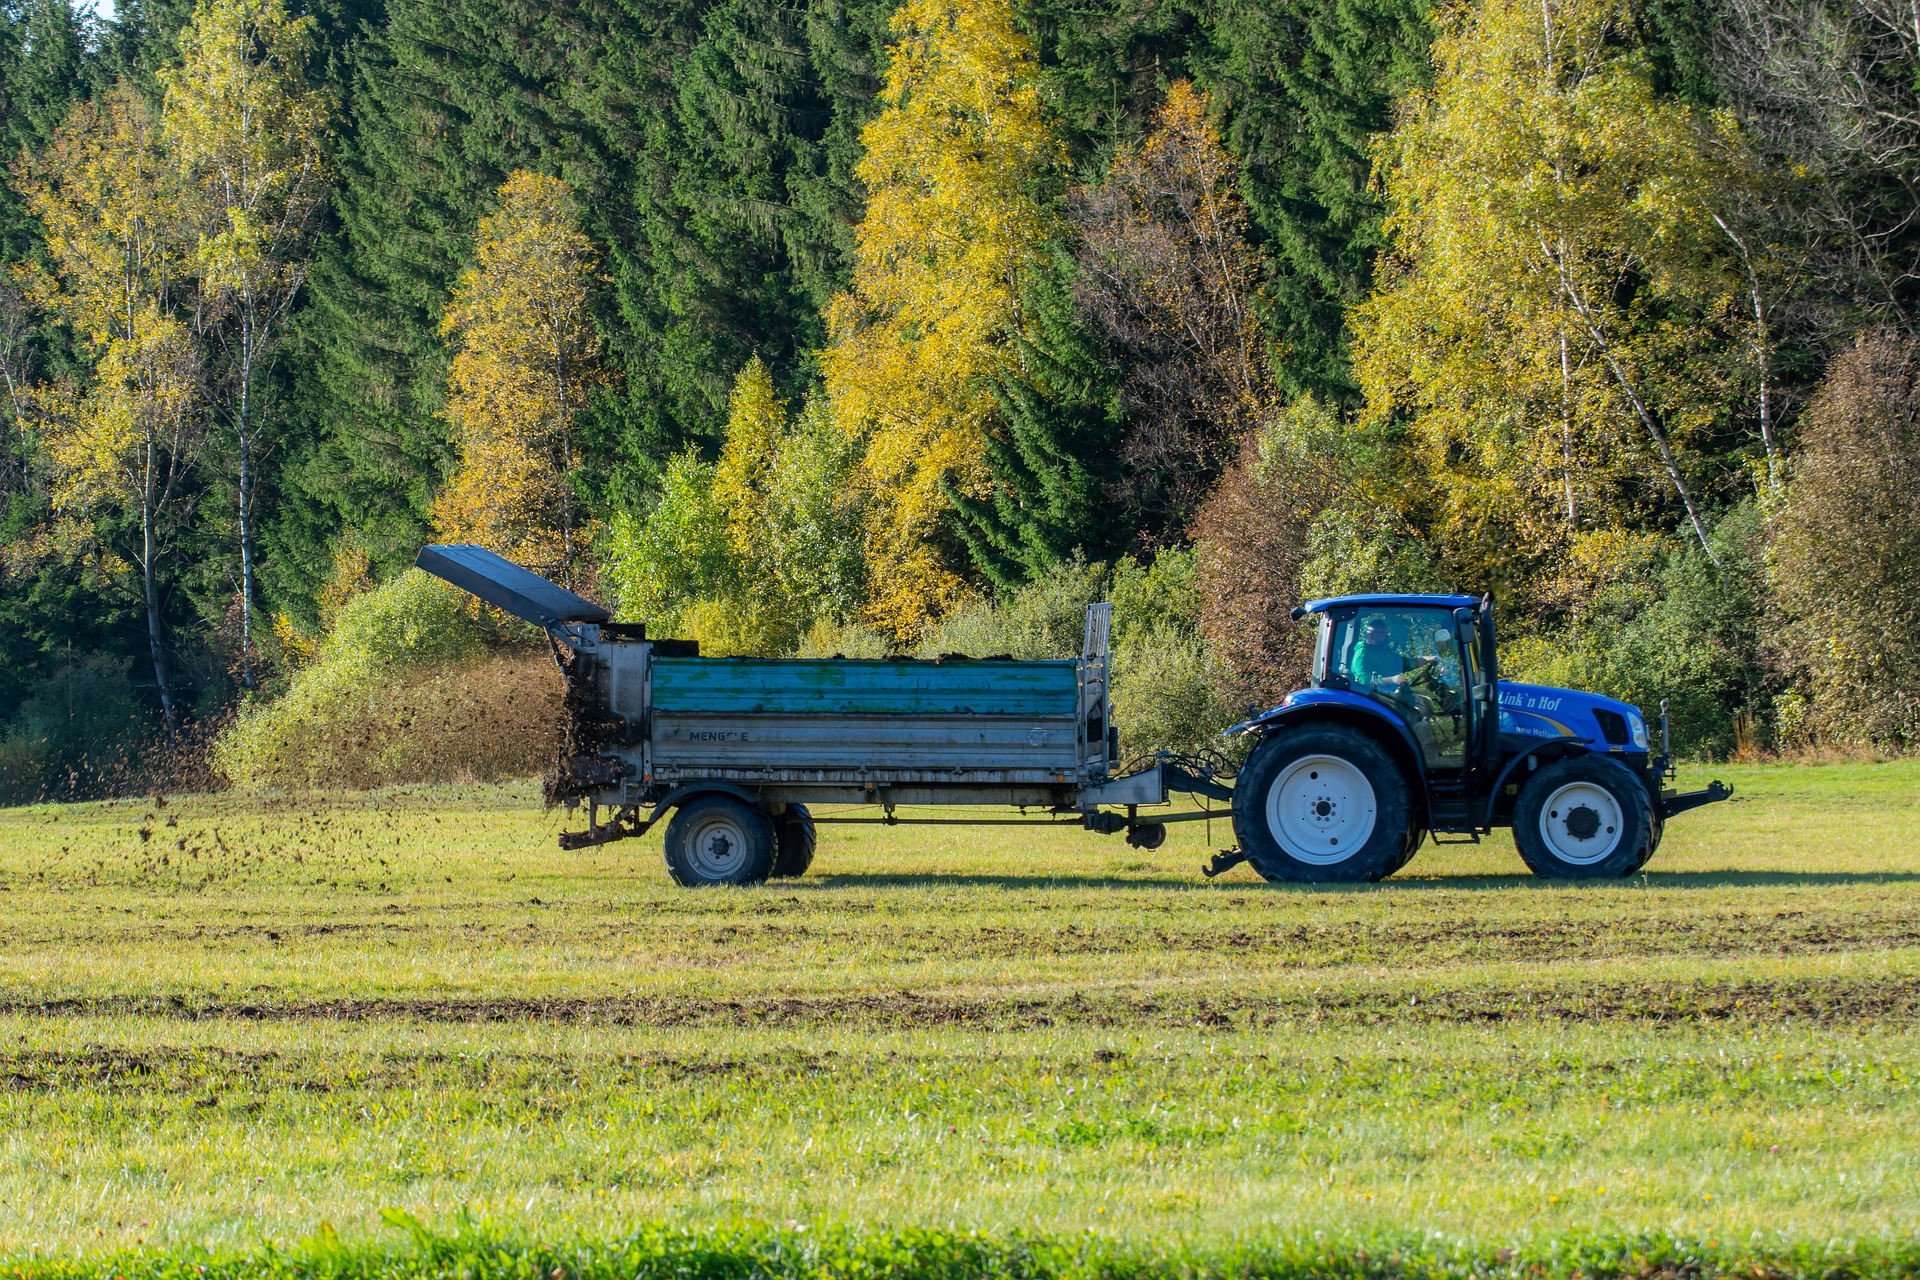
1228;680;1648;754
1496;681;1646;752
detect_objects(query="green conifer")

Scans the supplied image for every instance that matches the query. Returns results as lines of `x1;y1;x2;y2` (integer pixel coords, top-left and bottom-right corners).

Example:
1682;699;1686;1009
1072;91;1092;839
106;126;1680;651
950;251;1125;589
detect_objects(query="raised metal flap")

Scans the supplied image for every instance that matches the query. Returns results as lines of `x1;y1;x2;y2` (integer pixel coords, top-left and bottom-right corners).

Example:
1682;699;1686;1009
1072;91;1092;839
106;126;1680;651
414;544;610;627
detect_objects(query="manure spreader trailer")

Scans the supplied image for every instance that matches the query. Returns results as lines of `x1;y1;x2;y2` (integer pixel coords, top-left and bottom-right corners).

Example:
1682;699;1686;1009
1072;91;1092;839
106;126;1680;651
419;543;1731;886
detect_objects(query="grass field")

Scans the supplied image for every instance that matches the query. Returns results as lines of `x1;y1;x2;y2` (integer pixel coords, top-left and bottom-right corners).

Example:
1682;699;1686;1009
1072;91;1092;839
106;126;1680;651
0;760;1916;1266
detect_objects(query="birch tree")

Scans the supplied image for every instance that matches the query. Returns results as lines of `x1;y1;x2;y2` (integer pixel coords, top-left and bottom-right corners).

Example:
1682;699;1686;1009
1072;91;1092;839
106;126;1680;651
21;85;205;732
820;0;1064;637
1353;0;1749;564
1;269;34;502
162;0;332;689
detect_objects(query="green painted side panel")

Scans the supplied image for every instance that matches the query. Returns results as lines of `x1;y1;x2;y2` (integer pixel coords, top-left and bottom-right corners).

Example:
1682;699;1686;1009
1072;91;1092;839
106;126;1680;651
650;657;1080;717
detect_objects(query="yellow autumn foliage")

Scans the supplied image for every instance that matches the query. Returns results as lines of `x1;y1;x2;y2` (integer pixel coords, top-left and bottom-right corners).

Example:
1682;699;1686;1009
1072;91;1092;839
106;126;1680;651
603;358;866;655
821;0;1064;637
159;0;331;312
20;85;192;355
1351;0;1748;594
435;171;609;588
712;355;786;560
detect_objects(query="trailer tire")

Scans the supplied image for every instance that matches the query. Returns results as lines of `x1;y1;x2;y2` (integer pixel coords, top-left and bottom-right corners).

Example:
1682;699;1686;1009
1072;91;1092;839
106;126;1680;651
663;795;777;887
1512;755;1654;879
770;804;816;879
1232;725;1416;883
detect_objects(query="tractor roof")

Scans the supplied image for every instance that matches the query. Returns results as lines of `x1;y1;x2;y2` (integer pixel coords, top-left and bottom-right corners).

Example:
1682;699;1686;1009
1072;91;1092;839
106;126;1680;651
1300;593;1482;614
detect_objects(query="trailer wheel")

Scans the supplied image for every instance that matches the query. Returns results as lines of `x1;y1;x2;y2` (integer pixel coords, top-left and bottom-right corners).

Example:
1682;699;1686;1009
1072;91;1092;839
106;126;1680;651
770;804;816;879
1232;726;1415;883
663;795;776;887
1512;755;1654;879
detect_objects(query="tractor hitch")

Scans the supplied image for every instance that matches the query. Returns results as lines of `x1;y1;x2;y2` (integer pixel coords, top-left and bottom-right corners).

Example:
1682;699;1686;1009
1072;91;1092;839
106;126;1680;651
1202;848;1248;879
1658;779;1734;818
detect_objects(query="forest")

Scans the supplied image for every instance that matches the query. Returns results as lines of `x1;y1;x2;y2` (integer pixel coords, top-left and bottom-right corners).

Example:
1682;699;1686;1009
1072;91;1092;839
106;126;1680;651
1;0;1917;797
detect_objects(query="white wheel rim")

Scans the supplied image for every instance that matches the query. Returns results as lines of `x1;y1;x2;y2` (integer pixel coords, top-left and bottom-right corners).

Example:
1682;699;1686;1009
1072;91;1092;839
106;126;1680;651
1537;781;1624;865
684;809;754;880
1265;754;1378;864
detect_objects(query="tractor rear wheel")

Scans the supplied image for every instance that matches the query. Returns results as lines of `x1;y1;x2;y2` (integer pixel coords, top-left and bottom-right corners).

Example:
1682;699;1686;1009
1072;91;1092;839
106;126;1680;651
1512;755;1655;879
770;804;816;879
663;795;776;887
1232;725;1416;883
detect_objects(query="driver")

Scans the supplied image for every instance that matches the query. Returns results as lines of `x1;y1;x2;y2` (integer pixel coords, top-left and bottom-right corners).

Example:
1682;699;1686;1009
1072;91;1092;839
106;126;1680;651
1414;626;1464;705
1349;615;1412;691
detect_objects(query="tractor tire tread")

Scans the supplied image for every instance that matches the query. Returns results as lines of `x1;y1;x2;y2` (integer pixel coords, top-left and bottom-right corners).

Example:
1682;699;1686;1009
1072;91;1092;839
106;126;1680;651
663;795;777;888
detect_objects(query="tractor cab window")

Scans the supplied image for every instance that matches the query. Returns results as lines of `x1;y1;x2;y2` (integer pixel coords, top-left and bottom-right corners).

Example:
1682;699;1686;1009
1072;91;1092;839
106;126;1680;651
1328;607;1470;770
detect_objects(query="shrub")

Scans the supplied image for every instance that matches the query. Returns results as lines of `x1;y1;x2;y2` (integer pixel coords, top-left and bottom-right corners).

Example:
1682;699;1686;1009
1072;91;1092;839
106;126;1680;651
216;570;553;789
1108;547;1203;646
797;617;894;659
913;559;1107;659
913;554;1233;756
1109;622;1235;759
601;383;864;656
1192;400;1339;709
600;449;735;638
1501;506;1767;757
1771;331;1920;746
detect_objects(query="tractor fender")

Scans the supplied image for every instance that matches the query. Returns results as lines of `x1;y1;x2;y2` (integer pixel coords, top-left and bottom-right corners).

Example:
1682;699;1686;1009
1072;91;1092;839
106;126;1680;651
1233;691;1435;827
644;779;762;826
1483;738;1669;826
1486;739;1591;818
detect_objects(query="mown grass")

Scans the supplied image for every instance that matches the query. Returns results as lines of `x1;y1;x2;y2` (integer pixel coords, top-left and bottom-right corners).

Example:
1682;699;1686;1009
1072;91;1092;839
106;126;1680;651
0;761;1915;1265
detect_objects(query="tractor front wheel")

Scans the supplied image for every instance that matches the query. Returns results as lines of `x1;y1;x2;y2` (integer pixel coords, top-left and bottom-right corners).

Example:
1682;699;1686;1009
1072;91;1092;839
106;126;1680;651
1232;725;1417;883
1512;755;1655;879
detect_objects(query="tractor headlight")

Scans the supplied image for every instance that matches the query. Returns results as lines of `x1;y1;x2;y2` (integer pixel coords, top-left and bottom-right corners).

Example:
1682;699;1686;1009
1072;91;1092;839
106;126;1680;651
1627;709;1649;750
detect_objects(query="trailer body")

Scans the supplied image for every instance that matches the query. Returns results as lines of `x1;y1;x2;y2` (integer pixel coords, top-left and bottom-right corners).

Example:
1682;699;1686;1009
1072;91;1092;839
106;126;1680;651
583;644;1130;810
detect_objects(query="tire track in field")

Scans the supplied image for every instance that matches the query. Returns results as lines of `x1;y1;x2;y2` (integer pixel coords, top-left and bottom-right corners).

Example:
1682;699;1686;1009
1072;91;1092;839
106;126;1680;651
4;974;1916;1029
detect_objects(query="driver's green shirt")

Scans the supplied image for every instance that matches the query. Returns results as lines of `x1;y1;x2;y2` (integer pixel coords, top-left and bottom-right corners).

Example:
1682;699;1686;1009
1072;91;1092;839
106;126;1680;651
1350;639;1408;688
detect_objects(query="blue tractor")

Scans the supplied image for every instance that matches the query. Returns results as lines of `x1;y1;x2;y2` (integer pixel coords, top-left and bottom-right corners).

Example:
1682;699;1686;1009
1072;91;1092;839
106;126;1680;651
1218;592;1732;882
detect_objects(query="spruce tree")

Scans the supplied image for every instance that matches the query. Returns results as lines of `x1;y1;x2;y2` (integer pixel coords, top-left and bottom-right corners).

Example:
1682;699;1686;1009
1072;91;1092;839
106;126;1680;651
0;0;85;264
950;250;1125;589
277;0;896;615
1186;0;1433;404
284;0;615;589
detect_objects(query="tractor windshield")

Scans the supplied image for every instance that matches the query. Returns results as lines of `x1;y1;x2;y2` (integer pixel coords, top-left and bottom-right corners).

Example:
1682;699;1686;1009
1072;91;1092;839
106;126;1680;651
1326;606;1470;770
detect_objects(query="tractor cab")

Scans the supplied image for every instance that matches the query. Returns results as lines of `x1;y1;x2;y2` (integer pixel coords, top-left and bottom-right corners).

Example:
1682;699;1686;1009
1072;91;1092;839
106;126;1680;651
1307;593;1489;775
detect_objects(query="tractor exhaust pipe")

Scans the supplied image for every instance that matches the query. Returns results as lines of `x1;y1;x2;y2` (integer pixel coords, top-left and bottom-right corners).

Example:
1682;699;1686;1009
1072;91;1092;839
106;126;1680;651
1660;697;1674;779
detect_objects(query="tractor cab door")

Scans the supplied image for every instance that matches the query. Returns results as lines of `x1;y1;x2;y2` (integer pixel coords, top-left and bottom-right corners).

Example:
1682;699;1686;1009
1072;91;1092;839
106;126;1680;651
1326;606;1472;772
